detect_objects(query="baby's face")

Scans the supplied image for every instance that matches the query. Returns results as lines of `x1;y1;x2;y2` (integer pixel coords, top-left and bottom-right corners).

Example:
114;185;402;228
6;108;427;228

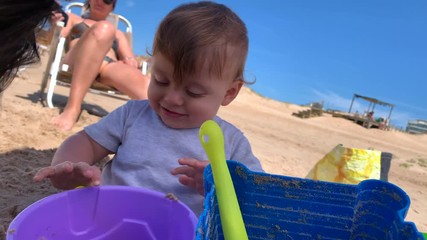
148;53;242;129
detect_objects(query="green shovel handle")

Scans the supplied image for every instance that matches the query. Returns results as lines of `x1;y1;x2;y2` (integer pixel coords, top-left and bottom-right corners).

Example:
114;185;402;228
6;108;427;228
199;120;248;240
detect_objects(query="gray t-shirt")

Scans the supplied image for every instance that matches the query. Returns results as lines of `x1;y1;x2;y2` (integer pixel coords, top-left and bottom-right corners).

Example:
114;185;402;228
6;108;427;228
84;100;263;215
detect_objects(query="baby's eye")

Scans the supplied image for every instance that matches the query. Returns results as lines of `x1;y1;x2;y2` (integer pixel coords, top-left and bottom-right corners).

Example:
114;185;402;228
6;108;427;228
154;77;169;86
186;90;204;98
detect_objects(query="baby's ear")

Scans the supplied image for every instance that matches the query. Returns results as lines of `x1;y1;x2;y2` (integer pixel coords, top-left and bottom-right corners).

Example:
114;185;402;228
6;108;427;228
221;80;243;106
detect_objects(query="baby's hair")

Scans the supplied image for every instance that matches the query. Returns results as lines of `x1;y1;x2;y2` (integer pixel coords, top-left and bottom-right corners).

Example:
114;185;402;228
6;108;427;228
0;0;60;92
152;1;249;84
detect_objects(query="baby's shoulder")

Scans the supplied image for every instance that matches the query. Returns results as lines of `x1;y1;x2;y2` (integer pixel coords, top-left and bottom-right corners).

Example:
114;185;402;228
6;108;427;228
124;99;149;107
214;117;243;136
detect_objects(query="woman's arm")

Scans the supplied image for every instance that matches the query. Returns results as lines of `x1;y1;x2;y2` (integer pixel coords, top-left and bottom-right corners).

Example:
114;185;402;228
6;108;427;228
54;12;81;38
115;30;139;68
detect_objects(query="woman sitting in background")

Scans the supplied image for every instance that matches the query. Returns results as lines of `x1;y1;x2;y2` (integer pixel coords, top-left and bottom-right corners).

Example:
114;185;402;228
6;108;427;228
51;0;149;131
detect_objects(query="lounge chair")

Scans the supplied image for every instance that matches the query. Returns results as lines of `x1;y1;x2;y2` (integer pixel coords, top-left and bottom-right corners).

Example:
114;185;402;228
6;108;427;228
39;2;147;108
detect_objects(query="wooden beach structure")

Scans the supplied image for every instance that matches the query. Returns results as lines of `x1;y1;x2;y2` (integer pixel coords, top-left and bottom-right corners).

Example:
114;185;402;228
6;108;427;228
333;94;394;129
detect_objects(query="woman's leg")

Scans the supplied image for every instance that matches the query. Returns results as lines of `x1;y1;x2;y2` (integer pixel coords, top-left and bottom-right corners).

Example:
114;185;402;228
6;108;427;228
98;62;150;100
52;21;116;131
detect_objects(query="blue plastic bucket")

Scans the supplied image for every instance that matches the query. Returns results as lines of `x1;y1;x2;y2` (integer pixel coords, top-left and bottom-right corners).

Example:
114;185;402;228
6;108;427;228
197;161;425;240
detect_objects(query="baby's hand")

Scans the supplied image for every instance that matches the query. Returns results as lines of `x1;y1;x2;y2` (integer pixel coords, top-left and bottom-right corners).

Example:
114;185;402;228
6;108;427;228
33;161;101;190
171;158;209;195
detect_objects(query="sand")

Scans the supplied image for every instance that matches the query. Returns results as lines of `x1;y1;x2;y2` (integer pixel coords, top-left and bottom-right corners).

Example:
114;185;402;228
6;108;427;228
1;55;426;239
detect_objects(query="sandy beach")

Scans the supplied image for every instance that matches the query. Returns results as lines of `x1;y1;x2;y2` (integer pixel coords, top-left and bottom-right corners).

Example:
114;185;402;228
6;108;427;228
1;55;426;239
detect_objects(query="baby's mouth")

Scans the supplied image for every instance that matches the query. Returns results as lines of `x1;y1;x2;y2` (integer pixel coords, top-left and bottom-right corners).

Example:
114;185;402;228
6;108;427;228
161;106;185;118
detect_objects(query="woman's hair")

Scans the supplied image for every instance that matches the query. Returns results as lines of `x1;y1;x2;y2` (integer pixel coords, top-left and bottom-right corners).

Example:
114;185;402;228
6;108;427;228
84;0;117;11
0;0;60;92
152;1;250;84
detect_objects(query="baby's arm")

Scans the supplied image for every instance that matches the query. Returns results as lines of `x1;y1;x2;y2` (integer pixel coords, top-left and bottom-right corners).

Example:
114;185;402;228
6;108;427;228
171;158;210;195
33;131;111;190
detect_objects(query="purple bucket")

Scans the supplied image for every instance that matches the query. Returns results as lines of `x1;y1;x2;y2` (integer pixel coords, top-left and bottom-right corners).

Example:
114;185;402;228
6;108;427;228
7;186;198;240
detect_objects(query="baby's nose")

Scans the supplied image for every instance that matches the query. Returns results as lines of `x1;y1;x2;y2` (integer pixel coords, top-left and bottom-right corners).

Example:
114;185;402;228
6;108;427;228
164;89;184;105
